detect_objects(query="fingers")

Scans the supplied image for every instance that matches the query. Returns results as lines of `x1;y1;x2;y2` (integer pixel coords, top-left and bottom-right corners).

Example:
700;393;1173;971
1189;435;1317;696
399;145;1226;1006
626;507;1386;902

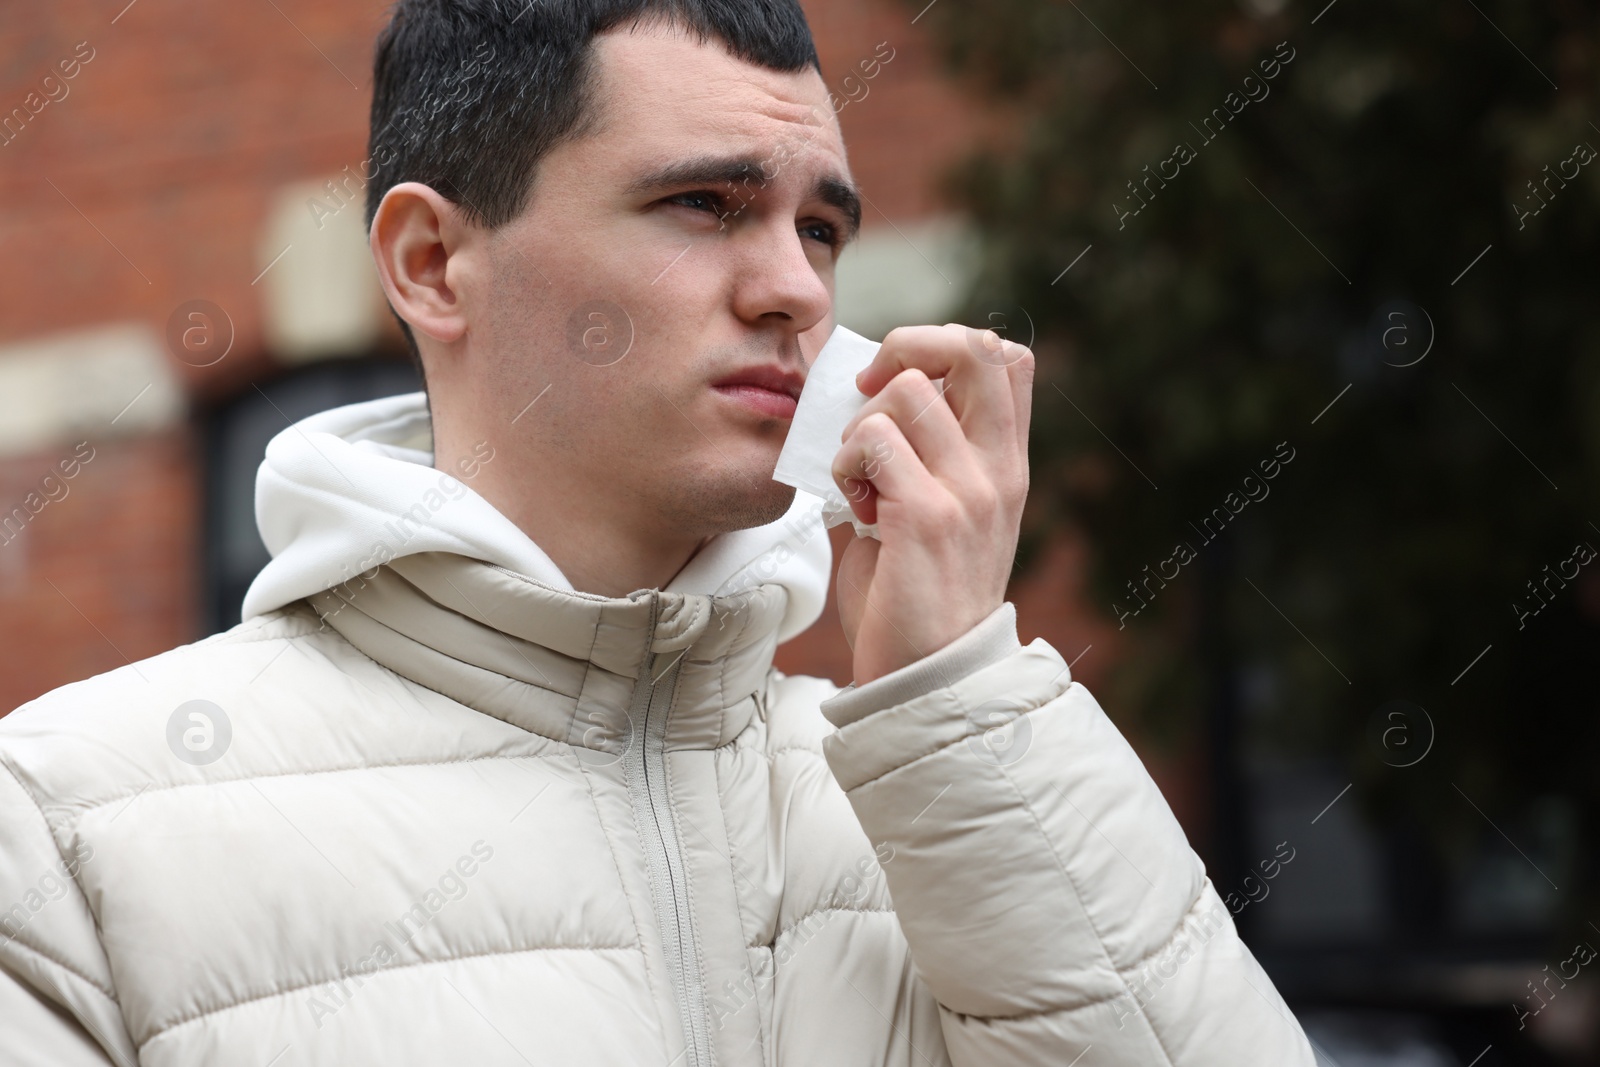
855;323;1034;455
831;412;947;528
839;367;983;485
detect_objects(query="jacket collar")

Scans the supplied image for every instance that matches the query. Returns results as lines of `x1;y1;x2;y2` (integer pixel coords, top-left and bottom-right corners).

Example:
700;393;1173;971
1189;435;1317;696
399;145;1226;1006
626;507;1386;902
308;551;788;752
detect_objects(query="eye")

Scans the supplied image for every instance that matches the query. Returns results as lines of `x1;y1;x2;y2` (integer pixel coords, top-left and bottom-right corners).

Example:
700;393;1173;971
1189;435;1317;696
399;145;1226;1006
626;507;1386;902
799;219;841;249
666;190;726;216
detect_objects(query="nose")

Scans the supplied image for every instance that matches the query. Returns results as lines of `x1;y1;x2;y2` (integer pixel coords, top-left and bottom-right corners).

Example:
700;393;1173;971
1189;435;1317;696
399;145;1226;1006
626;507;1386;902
728;215;833;340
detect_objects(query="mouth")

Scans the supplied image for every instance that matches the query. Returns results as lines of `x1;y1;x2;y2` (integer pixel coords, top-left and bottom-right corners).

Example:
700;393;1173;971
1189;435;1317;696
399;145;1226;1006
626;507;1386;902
710;364;805;420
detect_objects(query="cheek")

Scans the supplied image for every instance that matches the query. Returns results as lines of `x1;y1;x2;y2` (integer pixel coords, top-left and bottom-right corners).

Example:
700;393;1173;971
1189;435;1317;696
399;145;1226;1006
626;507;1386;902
484;231;737;459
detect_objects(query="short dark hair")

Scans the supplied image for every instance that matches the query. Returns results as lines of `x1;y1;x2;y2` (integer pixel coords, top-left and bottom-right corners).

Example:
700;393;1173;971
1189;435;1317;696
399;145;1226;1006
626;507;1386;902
365;0;823;375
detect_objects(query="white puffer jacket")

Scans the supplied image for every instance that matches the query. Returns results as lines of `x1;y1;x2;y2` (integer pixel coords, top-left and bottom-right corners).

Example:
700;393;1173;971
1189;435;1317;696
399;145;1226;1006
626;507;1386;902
0;393;1313;1066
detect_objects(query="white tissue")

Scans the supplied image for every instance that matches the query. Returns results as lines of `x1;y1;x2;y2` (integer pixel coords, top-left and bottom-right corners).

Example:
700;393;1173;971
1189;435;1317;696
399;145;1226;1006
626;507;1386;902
772;325;881;540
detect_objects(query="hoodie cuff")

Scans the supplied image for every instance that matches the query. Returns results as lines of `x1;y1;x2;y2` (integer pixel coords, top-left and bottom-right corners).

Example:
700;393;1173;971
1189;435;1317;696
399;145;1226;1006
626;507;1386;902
820;603;1021;729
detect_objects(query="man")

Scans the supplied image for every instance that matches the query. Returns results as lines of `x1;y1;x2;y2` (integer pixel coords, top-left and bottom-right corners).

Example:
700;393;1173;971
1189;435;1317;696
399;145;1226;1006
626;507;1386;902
0;0;1315;1063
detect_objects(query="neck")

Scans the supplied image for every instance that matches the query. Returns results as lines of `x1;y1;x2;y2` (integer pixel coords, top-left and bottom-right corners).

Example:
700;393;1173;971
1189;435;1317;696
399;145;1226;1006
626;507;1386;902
433;434;710;599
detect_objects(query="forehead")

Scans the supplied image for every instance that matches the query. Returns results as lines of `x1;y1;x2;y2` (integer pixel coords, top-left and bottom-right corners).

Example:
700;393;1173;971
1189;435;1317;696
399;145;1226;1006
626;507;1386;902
586;21;849;177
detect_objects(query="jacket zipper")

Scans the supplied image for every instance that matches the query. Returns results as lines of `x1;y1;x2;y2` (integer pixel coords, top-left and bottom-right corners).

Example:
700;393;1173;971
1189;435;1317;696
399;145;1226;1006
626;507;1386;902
623;593;714;1067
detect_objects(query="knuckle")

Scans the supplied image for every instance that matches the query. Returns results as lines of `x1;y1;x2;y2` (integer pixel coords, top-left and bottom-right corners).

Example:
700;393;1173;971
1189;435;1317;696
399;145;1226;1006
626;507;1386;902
890;367;935;402
969;481;1001;515
926;495;964;530
882;325;916;349
860;410;898;438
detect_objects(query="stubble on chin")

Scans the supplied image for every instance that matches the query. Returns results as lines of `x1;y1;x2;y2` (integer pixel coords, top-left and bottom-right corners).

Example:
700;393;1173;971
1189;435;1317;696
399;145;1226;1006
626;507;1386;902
659;464;798;536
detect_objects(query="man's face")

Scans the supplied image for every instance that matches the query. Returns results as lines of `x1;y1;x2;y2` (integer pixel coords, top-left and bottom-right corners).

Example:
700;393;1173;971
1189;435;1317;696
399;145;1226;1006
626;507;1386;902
471;21;856;537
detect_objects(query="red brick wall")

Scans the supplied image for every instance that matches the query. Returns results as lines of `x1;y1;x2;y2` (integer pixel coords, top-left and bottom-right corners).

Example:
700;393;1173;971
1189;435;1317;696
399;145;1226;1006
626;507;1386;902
1;0;391;712
809;1;1019;221
0;0;387;381
0;431;198;712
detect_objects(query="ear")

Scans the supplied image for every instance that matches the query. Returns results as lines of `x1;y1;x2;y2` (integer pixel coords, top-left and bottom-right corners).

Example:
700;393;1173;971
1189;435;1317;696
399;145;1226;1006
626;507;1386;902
369;182;475;348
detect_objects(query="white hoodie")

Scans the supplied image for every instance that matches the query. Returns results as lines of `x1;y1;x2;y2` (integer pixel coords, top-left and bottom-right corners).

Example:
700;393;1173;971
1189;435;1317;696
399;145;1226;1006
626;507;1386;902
241;390;834;643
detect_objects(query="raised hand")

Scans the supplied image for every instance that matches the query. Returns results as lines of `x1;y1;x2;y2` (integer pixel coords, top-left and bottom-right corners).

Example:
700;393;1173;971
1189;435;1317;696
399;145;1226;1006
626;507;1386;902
830;323;1034;685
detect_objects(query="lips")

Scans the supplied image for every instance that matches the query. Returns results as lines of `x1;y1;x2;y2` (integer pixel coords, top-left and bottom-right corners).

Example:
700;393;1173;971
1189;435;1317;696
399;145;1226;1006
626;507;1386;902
711;364;806;419
712;364;805;401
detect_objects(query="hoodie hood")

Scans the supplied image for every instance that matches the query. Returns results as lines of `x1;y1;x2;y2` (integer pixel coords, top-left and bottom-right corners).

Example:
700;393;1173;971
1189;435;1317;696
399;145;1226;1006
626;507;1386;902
240;391;833;643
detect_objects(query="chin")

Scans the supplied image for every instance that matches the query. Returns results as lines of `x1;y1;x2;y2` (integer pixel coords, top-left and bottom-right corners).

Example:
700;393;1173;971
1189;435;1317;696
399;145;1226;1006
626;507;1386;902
721;478;798;532
669;467;797;535
756;480;800;525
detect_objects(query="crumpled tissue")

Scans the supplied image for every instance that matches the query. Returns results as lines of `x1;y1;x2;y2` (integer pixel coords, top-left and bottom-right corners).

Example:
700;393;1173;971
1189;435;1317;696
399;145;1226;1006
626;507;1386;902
772;325;882;540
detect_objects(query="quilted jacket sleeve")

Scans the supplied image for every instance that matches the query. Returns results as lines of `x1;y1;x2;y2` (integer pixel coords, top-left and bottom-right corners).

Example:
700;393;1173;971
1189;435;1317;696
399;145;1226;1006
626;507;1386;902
817;604;1315;1066
0;759;137;1067
0;963;121;1067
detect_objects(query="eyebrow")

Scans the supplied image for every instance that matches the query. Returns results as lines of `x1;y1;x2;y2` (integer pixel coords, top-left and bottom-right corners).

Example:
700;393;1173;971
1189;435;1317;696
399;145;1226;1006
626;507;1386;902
625;153;862;244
